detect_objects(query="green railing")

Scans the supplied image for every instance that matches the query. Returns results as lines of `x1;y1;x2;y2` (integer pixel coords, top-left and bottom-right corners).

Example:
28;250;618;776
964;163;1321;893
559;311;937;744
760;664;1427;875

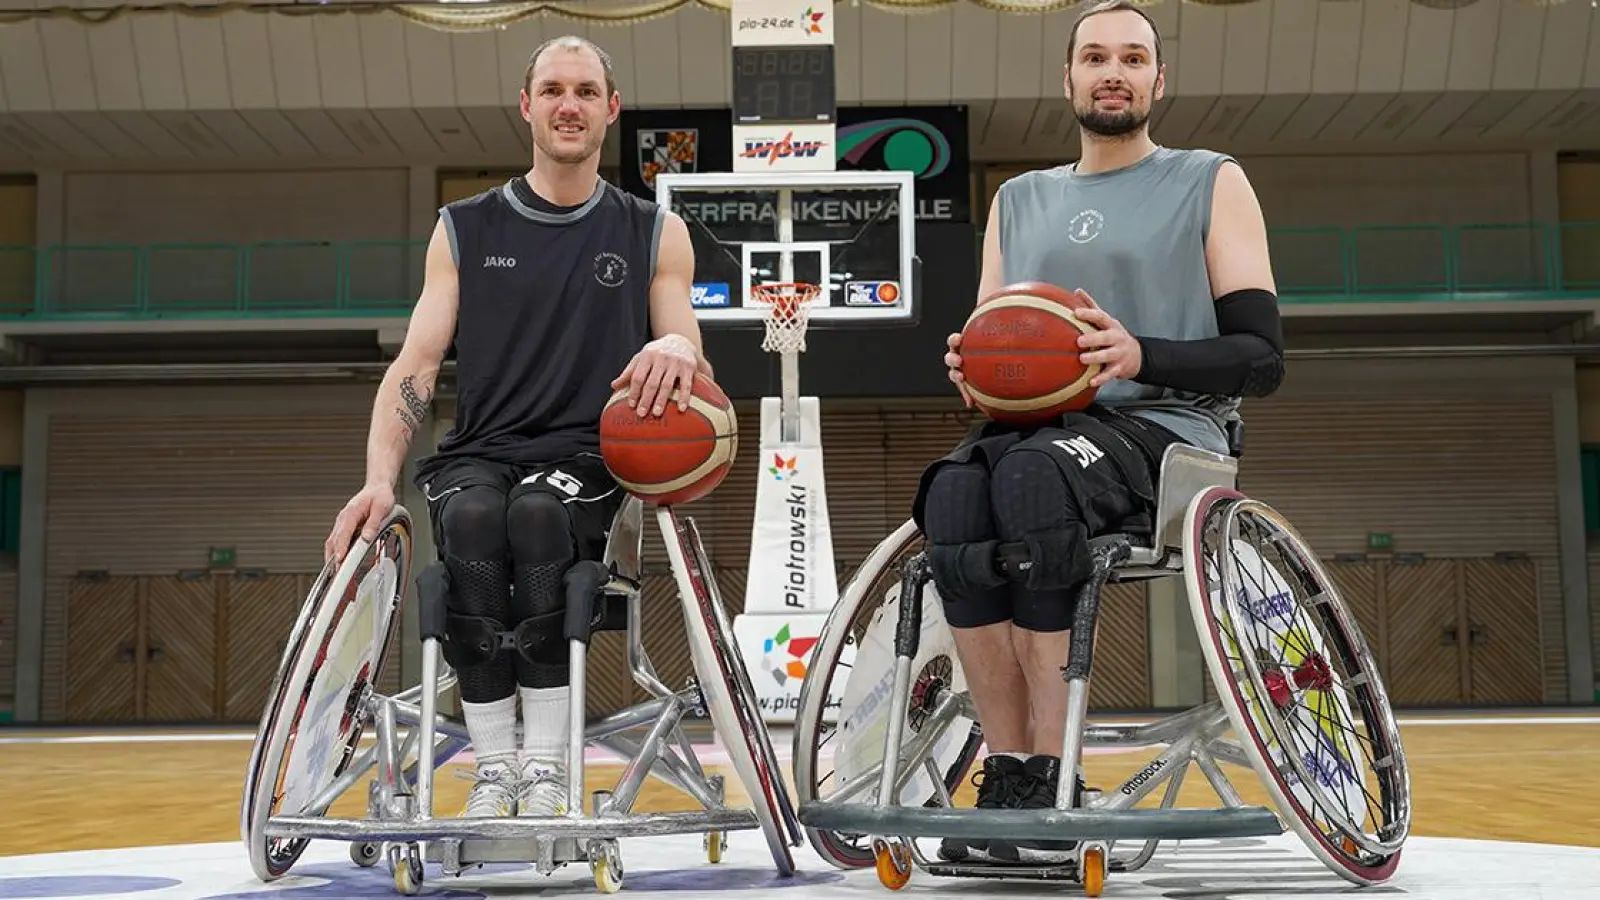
3;222;1600;321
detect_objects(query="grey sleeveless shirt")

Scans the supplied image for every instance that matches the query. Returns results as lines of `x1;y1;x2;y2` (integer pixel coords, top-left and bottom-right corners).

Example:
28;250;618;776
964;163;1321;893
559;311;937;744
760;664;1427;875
993;146;1238;455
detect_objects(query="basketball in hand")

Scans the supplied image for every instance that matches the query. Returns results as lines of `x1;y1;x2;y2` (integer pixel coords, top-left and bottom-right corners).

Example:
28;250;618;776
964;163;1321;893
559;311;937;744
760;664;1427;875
958;282;1102;426
600;373;739;506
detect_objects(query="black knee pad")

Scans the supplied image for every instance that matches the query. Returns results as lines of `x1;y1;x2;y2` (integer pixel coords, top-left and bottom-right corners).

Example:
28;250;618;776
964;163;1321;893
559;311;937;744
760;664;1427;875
506;490;578;688
990;449;1091;593
921;462;1011;628
437;485;510;560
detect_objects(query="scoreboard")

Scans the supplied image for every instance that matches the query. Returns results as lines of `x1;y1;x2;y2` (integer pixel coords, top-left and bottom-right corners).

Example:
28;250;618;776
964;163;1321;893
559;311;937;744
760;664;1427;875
730;0;837;173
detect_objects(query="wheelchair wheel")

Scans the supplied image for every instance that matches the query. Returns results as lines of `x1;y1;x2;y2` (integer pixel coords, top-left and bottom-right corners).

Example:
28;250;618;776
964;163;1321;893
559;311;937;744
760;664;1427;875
1184;487;1410;886
662;510;800;877
241;508;413;882
792;520;983;870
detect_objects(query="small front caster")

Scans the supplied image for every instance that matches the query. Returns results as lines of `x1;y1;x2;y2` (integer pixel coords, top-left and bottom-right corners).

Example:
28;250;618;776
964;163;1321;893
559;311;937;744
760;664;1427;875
589;839;624;895
1080;843;1107;897
387;842;423;896
704;829;726;863
872;837;911;891
350;841;380;868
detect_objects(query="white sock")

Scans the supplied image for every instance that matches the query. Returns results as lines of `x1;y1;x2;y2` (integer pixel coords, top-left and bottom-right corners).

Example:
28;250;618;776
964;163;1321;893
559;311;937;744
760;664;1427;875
461;695;518;775
519;685;571;770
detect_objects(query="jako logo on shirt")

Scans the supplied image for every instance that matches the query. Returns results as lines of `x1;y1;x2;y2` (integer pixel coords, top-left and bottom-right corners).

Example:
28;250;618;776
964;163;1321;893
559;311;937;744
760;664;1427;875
484;256;516;268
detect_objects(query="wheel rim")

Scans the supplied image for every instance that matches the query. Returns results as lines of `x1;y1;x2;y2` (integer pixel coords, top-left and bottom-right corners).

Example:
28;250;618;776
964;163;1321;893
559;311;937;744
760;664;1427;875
792;526;981;869
1189;489;1409;883
244;513;410;879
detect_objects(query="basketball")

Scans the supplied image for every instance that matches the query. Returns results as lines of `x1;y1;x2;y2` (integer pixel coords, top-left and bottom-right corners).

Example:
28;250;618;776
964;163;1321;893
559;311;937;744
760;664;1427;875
600;372;739;506
958;281;1102;426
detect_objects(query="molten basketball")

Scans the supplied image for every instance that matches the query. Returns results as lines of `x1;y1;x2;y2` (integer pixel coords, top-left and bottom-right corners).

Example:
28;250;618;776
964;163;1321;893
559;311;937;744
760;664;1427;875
600;373;738;506
959;281;1102;426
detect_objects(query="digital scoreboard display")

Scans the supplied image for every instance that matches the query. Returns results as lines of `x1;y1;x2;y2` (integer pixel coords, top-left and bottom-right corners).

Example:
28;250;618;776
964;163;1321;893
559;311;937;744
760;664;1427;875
732;45;836;124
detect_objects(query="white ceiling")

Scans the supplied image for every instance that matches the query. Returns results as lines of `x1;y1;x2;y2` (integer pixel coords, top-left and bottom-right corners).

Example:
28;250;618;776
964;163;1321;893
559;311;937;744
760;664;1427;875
2;0;1600;166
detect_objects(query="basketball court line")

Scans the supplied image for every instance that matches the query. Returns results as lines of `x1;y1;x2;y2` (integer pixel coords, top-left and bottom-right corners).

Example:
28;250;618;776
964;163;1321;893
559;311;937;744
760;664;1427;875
1;713;1595;747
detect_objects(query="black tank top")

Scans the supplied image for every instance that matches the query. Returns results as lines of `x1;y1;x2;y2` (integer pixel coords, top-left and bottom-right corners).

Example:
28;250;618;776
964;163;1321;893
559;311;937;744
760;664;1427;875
419;176;661;475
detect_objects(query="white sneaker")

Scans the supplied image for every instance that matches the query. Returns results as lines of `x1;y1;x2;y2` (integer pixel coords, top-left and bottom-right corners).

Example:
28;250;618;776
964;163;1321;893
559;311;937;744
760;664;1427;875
458;764;517;818
515;760;570;818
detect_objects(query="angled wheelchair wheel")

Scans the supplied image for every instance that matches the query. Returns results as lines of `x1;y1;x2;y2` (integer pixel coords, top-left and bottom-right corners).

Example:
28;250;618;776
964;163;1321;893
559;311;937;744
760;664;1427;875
792;520;982;870
661;509;800;877
1184;487;1410;886
241;508;413;882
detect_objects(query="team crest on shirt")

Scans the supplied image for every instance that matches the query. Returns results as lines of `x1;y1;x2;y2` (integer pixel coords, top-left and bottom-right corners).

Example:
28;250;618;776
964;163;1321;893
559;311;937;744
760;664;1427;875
594;252;628;288
1069;209;1104;244
638;129;699;188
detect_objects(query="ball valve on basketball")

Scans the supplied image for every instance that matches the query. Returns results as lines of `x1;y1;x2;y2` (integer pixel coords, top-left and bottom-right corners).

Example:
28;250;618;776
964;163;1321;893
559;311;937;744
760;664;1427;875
957;282;1104;426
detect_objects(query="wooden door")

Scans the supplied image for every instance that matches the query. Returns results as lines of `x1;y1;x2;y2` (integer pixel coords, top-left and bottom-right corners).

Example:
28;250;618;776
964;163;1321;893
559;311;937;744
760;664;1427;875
224;571;313;721
1089;581;1150;710
1381;556;1465;706
1323;557;1384;669
142;574;218;721
1462;557;1543;705
63;575;141;722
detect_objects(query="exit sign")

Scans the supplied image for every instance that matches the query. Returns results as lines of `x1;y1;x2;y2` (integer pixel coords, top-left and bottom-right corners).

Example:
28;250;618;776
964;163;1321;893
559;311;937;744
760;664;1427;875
209;546;236;568
1367;532;1393;551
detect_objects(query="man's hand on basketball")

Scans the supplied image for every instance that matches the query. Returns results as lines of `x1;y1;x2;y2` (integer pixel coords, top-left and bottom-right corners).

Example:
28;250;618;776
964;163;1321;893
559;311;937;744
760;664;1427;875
325;482;395;565
944;331;974;407
613;334;699;417
1072;289;1142;387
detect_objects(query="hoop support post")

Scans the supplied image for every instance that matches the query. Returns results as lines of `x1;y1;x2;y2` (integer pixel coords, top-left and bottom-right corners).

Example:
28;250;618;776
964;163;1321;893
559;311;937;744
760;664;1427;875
777;188;800;445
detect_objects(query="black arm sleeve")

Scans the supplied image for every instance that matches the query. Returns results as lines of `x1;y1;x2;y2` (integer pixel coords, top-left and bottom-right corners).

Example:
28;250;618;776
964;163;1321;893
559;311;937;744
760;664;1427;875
1133;288;1285;398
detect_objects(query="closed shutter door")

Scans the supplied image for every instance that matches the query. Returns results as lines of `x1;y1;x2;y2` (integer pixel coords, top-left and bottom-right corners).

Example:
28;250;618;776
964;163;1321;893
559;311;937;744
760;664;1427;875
1236;385;1562;701
0;568;16;715
1591;550;1600;695
41;385;377;722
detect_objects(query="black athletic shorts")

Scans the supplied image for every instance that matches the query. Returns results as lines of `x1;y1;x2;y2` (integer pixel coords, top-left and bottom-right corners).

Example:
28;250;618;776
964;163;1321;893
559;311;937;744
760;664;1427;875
419;452;625;563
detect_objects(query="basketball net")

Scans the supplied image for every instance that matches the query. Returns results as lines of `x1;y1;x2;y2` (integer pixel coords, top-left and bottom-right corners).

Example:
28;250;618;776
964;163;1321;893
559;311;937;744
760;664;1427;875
752;282;819;355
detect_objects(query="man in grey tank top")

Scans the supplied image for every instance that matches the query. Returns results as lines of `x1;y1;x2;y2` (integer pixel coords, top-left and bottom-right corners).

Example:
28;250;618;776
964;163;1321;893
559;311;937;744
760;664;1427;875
909;0;1286;866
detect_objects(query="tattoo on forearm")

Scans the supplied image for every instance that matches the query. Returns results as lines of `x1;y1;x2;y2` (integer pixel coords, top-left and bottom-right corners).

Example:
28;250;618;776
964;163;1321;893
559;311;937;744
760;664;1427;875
396;375;431;433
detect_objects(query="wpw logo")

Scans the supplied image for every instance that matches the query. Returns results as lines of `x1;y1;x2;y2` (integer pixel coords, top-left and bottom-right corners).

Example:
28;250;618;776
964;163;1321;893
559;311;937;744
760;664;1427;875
740;131;827;165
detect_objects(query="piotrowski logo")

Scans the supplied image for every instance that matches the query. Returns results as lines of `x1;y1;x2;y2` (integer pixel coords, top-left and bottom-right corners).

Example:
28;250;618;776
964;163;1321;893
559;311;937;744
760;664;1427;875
836;118;952;180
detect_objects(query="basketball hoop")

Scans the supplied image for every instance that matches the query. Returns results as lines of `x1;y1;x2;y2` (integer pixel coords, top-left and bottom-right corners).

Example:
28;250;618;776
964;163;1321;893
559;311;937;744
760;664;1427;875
752;282;820;355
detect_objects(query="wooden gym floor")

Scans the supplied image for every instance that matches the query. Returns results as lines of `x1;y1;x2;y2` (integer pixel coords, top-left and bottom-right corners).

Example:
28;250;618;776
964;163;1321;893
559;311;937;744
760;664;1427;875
1;710;1596;859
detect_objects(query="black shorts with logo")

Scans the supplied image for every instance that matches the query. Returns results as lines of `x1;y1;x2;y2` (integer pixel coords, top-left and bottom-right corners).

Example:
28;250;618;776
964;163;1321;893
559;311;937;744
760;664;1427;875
417;451;625;563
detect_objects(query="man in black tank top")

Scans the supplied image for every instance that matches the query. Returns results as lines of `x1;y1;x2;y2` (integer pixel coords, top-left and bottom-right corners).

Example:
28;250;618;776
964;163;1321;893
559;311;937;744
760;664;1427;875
322;36;714;823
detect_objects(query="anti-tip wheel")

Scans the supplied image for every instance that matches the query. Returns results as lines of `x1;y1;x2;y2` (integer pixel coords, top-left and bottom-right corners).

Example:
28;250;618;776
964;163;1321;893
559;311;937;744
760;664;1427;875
350;841;380;868
704;830;725;864
872;839;911;891
1081;845;1106;897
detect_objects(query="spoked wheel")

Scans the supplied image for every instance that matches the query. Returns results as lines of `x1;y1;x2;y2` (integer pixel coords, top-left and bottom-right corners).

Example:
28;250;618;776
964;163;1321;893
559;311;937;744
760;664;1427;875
660;508;801;877
792;520;983;870
1184;488;1410;885
240;508;413;882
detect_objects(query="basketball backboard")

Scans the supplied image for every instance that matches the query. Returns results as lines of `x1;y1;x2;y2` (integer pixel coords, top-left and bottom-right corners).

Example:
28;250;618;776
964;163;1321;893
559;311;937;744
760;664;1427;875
654;170;917;327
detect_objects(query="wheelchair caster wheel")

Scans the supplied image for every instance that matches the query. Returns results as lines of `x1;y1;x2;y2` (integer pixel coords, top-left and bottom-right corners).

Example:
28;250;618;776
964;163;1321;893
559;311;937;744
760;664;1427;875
350;841;380;868
387;842;423;896
704;829;726;863
1080;845;1106;897
589;839;623;895
872;838;911;891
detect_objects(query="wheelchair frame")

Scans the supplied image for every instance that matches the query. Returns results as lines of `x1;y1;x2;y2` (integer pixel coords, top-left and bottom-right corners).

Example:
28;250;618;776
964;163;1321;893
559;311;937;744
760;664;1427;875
240;496;803;896
791;443;1412;895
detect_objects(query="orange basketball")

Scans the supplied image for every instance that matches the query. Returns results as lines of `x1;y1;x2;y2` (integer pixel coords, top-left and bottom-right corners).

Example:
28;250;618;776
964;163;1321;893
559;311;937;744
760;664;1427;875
959;281;1102;426
600;373;738;506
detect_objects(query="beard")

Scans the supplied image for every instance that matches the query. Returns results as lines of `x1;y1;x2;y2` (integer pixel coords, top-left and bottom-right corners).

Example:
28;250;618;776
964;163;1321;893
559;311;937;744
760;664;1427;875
1076;104;1147;138
534;122;603;164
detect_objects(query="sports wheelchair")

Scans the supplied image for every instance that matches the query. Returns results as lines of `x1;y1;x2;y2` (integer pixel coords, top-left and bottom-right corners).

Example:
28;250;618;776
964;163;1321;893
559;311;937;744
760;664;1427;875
240;496;802;895
790;440;1412;895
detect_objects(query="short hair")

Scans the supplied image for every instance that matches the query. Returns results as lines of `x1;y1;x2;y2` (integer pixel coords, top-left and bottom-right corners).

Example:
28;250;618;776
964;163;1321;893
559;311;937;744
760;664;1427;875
524;35;618;97
1066;0;1164;69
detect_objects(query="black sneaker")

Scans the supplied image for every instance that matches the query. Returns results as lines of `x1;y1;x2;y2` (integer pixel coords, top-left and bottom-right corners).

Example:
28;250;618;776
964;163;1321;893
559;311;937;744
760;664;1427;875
937;754;1027;861
987;754;1084;863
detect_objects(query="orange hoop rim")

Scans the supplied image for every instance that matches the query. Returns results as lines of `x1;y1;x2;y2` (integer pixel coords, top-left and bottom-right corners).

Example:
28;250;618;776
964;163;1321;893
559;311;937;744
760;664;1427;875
752;282;822;309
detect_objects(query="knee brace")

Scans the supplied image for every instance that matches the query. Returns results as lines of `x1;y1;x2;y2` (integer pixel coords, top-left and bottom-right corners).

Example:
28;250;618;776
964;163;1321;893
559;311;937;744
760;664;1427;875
417;561;565;674
433;487;516;700
506;490;578;688
990;448;1091;593
921;462;1013;628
